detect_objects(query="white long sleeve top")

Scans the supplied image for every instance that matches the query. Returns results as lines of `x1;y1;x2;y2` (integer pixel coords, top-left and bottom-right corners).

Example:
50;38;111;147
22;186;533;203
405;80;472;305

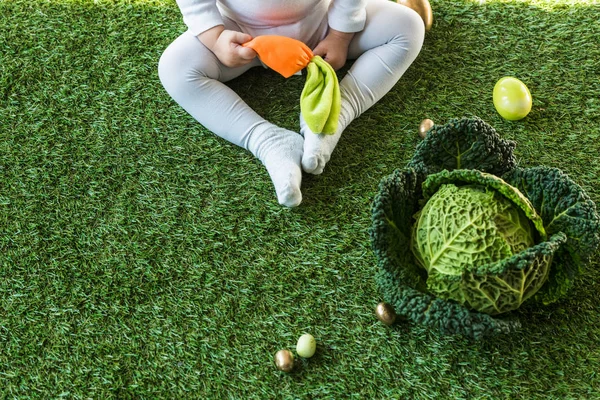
176;0;367;36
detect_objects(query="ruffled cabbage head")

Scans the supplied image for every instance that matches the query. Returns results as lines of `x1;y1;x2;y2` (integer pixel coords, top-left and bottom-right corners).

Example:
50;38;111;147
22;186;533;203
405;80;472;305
411;171;549;315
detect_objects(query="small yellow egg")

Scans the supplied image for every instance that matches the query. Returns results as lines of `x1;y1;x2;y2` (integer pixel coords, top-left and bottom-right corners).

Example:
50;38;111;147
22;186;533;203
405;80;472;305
296;333;317;358
493;77;532;121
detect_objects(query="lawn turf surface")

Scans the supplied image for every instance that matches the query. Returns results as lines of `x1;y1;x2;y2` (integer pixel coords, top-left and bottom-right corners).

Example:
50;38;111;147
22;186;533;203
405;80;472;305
1;0;600;398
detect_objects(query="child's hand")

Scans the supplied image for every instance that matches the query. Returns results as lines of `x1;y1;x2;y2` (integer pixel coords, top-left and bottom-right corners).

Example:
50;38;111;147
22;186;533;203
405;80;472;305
312;29;355;70
199;26;257;67
213;30;257;67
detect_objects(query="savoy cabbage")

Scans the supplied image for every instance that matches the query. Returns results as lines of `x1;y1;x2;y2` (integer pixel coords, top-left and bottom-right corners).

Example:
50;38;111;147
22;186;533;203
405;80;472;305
370;117;600;338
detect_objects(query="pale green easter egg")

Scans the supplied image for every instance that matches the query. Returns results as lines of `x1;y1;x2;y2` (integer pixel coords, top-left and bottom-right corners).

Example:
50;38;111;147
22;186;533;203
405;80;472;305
296;334;316;358
493;76;532;121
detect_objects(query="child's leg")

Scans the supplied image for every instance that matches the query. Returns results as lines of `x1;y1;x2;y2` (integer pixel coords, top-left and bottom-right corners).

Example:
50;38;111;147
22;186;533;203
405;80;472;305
301;0;425;175
158;31;305;207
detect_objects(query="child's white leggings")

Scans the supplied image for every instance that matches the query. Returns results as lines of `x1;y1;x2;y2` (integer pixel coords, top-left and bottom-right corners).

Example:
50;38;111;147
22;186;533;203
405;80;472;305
159;0;424;206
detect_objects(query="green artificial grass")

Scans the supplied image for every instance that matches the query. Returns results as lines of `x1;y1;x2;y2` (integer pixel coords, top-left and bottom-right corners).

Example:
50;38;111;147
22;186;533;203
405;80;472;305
1;0;599;397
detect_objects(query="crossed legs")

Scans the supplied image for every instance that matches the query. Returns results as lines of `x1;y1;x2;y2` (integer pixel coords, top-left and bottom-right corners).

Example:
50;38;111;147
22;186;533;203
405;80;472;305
158;0;424;206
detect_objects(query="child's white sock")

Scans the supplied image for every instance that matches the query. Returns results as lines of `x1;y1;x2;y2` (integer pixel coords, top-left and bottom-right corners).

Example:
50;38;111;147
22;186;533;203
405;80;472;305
300;80;358;175
247;125;304;207
300;116;340;175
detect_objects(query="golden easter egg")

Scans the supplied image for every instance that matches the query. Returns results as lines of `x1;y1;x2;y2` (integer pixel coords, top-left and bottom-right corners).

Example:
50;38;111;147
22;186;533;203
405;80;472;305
375;302;397;326
419;118;435;138
274;349;295;372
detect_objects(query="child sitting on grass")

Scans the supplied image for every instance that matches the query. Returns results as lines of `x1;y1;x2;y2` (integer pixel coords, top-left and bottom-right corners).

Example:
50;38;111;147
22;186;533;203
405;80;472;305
159;0;424;207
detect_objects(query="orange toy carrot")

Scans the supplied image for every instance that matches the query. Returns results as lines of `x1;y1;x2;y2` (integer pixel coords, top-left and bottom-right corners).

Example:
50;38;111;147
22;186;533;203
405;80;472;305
243;35;341;135
243;35;314;78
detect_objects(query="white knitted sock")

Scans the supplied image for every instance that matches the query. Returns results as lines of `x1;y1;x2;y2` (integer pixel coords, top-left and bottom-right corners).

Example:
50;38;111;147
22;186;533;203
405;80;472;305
247;125;304;207
300;116;338;175
300;85;355;175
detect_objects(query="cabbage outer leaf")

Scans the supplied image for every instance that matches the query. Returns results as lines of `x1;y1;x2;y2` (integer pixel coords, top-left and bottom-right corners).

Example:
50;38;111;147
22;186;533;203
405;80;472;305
502;166;600;304
371;168;426;292
408;117;517;178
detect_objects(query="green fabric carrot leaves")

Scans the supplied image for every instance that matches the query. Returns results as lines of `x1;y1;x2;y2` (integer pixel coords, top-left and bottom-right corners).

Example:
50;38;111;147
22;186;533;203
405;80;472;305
243;35;341;135
301;56;341;135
